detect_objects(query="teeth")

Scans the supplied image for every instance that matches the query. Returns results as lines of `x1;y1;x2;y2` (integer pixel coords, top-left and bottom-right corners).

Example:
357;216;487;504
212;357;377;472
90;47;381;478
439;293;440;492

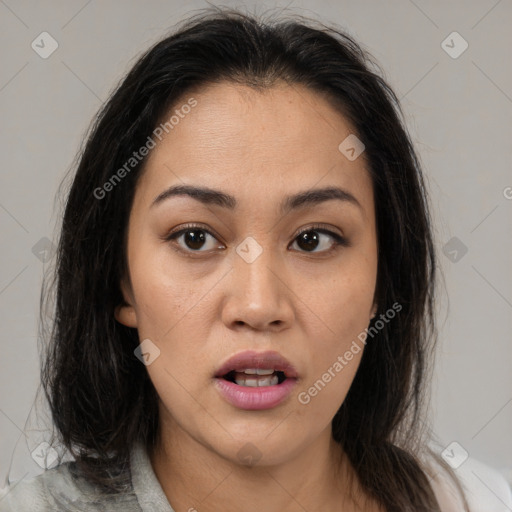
235;374;279;387
239;368;275;375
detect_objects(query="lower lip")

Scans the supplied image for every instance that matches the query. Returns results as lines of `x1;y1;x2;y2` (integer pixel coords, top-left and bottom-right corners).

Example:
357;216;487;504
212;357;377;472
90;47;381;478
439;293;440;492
214;377;297;410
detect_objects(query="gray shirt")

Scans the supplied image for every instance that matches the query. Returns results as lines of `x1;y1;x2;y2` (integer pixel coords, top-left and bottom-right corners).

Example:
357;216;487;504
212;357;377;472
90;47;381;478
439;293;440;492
0;441;175;512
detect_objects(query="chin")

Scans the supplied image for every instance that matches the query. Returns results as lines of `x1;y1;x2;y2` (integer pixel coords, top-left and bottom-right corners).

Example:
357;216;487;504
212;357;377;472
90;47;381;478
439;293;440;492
207;430;305;469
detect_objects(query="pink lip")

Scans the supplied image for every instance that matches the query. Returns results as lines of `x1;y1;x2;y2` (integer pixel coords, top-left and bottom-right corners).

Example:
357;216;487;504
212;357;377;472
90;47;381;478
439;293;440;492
214;377;297;410
213;350;299;410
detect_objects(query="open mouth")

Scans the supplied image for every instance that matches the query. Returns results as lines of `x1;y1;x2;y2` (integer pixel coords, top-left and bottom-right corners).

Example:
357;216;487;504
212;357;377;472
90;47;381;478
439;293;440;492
214;367;298;410
221;369;288;387
213;350;299;409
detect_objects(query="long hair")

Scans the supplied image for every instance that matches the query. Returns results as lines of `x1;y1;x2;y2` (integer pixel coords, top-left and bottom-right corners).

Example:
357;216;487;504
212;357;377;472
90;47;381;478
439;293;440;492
38;6;469;510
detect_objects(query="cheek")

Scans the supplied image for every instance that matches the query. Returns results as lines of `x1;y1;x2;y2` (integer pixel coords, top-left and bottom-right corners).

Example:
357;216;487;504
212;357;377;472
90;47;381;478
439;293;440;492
127;245;216;377
332;273;374;331
128;237;207;334
313;254;377;340
296;350;362;417
298;254;376;405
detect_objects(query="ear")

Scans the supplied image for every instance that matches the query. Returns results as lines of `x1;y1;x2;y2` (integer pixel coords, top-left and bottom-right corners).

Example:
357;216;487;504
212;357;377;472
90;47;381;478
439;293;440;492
114;277;138;328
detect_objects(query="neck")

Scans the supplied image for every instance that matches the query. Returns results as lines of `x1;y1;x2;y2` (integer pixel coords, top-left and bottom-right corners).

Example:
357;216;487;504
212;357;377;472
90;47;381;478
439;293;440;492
149;414;374;512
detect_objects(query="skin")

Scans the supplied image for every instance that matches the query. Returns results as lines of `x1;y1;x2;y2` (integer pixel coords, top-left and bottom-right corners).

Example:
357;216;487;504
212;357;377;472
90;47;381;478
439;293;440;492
115;81;381;512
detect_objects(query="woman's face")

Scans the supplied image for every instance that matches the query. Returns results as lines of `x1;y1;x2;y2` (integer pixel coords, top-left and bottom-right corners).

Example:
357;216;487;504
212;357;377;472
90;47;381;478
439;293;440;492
116;81;378;466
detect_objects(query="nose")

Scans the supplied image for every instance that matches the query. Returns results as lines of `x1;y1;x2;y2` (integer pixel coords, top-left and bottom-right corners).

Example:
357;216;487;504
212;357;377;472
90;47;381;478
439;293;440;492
221;240;295;332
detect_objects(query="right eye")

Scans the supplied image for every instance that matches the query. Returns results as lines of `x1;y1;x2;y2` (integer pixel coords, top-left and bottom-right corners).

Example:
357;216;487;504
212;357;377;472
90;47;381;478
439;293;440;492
164;224;225;255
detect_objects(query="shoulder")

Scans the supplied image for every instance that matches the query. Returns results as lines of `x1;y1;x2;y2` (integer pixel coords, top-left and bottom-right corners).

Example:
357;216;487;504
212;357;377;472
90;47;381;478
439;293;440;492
0;461;138;512
426;452;512;512
0;463;73;512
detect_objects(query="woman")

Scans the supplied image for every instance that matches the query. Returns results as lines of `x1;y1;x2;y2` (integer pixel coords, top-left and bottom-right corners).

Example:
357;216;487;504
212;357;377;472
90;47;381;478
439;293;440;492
0;7;479;511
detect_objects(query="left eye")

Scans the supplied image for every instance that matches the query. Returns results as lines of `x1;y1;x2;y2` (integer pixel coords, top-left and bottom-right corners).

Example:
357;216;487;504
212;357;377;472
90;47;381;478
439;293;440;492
290;227;347;253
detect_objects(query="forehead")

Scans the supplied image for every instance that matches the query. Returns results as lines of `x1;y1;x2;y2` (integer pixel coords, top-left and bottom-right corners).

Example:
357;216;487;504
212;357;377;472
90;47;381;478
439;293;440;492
135;81;373;218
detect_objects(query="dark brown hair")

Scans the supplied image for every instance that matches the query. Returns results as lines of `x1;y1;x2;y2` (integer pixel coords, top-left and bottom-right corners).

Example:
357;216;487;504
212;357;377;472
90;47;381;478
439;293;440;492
38;6;469;510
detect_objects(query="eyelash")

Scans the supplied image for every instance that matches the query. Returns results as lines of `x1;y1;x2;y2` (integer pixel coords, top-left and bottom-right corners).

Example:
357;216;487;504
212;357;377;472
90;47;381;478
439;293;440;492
163;223;349;257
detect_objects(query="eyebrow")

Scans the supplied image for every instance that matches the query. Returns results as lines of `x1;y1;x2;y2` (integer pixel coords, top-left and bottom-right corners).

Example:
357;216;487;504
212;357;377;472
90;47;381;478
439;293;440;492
151;184;363;215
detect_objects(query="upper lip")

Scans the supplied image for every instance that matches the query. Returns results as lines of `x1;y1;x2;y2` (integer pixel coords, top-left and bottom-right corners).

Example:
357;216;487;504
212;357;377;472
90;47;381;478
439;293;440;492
214;350;299;379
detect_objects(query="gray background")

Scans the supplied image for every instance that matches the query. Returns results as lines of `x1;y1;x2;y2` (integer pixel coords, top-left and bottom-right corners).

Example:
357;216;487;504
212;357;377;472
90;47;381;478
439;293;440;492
1;0;511;493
